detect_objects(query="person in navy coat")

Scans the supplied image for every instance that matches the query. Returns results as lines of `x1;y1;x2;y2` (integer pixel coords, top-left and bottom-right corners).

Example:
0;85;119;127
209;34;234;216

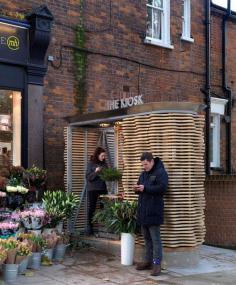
134;152;168;276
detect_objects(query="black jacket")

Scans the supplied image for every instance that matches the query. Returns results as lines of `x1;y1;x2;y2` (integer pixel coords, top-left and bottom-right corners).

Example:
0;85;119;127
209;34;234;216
86;160;108;193
136;157;168;226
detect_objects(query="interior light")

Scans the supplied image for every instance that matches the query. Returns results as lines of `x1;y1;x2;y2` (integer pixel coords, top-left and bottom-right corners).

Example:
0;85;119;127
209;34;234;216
99;123;110;128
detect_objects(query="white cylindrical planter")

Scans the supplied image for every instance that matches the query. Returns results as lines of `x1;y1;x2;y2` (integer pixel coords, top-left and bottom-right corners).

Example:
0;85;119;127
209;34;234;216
121;233;135;266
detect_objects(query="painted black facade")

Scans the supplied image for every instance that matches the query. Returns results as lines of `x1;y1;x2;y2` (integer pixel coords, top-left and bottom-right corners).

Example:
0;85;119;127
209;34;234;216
0;5;53;168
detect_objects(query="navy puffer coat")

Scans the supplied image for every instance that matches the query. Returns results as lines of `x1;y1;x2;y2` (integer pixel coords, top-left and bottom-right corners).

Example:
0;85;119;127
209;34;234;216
136;157;168;226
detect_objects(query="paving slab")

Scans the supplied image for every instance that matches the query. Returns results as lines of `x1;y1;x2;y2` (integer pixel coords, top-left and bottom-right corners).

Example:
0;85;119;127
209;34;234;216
1;245;236;285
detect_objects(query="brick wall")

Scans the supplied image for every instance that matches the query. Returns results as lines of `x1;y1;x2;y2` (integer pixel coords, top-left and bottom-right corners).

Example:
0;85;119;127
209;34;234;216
0;0;207;188
0;1;235;184
205;175;236;247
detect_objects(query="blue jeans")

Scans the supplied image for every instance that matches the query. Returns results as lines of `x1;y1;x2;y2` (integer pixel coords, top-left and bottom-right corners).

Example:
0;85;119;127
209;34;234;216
142;225;162;263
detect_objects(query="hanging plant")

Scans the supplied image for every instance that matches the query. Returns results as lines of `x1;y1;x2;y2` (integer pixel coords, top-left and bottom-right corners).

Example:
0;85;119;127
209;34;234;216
0;10;25;20
74;0;87;113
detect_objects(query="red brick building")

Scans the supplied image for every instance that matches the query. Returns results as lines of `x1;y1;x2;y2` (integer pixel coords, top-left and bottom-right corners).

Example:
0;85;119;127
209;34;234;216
0;1;236;246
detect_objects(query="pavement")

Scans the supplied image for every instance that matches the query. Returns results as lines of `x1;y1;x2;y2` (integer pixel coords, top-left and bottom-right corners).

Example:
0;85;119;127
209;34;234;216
1;243;236;285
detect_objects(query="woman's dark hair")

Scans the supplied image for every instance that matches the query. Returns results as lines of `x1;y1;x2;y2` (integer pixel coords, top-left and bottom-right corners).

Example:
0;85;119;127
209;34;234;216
90;147;106;164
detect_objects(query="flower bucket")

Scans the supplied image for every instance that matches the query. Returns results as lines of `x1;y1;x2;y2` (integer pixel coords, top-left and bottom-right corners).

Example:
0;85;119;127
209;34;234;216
121;233;135;266
56;221;63;234
43;248;53;261
54;244;67;261
18;257;29;274
42;228;56;235
27;254;33;269
28;229;41;236
31;252;42;270
2;263;19;282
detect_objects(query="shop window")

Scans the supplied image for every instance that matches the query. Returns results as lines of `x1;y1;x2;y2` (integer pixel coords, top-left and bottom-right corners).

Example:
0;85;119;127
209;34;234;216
0;90;21;176
210;97;227;168
181;0;194;42
145;0;173;49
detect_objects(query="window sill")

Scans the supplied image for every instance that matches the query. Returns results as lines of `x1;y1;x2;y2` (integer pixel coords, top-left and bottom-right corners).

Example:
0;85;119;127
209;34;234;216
210;166;224;173
181;36;194;43
144;38;174;49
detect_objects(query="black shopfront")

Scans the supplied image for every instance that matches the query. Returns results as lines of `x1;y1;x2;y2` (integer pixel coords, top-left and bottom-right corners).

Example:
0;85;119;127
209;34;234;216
0;6;53;176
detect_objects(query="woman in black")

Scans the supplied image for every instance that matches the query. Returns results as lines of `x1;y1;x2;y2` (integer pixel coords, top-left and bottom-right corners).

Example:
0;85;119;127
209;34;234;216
86;147;108;235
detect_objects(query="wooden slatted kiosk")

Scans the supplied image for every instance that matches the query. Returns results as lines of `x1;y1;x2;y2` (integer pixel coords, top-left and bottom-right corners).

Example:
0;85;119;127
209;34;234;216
64;102;205;258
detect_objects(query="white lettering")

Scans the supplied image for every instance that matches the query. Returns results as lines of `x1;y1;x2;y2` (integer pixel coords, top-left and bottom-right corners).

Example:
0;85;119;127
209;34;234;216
127;97;133;107
137;95;143;105
107;94;144;110
0;36;6;45
120;98;126;108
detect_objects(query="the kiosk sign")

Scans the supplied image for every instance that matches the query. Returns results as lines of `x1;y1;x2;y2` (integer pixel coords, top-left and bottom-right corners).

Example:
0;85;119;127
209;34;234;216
107;94;144;110
0;22;28;64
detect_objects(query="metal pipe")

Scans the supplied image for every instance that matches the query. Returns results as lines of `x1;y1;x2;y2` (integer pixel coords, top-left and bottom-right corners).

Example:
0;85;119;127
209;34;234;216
204;0;211;175
222;0;232;174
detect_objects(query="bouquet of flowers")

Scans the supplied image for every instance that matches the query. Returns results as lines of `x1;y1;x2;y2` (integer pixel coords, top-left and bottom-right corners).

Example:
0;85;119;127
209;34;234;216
17;233;34;251
42;190;79;228
57;232;70;246
99;168;122;181
6;177;28;194
29;235;47;252
15;242;32;264
0;221;19;238
24;165;47;189
0;191;6;197
0;237;19;264
0;245;7;264
8;166;25;181
20;208;46;230
0;209;12;221
42;232;58;249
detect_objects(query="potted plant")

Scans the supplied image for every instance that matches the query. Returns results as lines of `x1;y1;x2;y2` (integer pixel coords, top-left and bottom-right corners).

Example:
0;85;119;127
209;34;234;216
20;208;46;232
0;238;19;283
42;231;58;262
93;199;137;266
99;168;122;194
16;242;32;274
42;190;79;232
54;232;70;261
24;165;47;203
28;235;47;270
5;176;28;210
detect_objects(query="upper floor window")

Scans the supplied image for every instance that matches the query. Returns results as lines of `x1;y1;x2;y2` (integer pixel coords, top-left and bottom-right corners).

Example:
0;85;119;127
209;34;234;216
145;0;173;49
181;0;194;42
212;0;236;12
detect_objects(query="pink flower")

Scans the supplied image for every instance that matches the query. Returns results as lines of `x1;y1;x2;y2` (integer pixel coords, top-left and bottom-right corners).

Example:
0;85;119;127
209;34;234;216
0;191;6;197
20;209;45;218
0;221;19;230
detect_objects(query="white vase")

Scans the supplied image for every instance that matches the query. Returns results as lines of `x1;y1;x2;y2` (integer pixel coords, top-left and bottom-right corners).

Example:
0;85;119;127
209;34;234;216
121;233;135;266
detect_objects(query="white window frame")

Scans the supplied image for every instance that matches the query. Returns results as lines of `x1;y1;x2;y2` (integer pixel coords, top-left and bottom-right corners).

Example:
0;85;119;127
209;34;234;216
210;97;228;168
210;113;220;168
181;0;194;43
145;0;173;49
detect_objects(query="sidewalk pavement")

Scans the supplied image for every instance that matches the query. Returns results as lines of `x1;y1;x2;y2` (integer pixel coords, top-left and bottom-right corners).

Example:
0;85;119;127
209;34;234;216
2;244;236;285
